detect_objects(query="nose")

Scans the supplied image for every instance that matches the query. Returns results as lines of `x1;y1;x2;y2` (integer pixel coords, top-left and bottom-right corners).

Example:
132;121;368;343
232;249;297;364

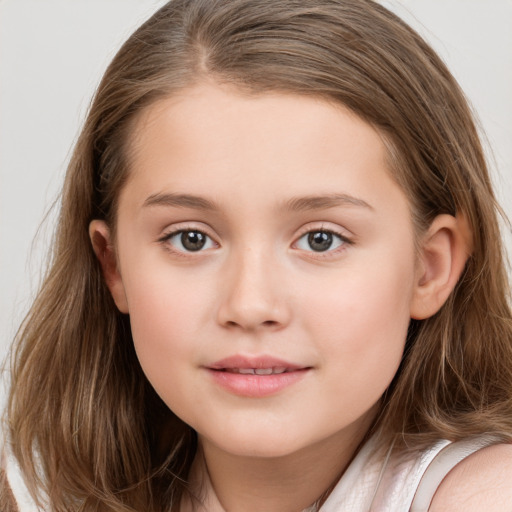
216;246;291;331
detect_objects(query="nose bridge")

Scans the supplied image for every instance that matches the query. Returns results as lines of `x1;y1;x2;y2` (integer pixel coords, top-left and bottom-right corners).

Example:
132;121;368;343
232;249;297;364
217;241;289;330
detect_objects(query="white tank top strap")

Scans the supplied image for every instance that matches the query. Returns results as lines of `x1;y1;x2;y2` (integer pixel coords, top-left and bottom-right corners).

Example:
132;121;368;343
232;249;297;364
369;438;451;510
320;433;503;511
409;434;503;512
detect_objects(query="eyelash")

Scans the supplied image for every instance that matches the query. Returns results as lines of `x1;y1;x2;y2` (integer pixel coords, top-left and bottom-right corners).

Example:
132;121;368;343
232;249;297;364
158;226;353;257
158;228;217;255
293;227;353;257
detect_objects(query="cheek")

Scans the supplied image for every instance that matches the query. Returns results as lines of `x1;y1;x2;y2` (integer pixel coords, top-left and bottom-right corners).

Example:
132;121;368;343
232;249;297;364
303;254;415;397
123;268;212;392
305;258;414;340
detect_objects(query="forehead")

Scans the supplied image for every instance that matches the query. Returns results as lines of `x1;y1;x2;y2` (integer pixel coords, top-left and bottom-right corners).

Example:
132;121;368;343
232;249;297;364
120;83;408;218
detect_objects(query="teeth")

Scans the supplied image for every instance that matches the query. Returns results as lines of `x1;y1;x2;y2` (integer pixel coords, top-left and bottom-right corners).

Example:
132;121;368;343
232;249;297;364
255;368;273;375
227;367;289;375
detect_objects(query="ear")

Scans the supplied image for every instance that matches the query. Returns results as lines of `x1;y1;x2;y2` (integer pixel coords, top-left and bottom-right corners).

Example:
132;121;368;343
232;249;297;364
410;214;472;320
89;220;129;313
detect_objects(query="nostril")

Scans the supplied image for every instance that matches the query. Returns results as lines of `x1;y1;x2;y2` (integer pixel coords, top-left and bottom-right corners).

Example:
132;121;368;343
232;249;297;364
223;319;280;330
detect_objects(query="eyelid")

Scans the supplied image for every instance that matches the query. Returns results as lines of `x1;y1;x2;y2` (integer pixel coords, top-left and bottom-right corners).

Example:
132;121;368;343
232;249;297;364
158;221;217;239
293;222;354;243
157;222;220;254
292;223;354;256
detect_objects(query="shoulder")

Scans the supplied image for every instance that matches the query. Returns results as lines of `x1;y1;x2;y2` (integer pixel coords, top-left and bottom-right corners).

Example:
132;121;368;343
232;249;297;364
0;468;19;512
1;446;38;512
429;442;512;511
1;446;18;512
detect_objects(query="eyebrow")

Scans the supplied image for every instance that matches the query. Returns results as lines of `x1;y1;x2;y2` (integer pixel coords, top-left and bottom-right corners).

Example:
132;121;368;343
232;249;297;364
143;193;219;210
285;194;373;212
142;192;373;212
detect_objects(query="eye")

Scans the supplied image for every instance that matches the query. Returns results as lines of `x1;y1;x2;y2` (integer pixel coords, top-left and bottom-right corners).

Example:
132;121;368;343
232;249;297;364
295;230;346;252
163;230;216;252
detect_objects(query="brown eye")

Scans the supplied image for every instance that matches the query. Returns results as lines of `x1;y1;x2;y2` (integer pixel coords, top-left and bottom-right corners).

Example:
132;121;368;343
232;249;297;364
295;230;346;253
164;230;215;252
308;232;334;252
181;231;207;251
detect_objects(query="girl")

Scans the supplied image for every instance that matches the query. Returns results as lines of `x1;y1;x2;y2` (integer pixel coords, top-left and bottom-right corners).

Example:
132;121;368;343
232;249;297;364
3;0;512;510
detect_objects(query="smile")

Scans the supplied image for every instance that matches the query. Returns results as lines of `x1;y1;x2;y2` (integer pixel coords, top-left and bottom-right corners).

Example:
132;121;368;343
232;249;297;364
207;355;310;397
223;367;288;375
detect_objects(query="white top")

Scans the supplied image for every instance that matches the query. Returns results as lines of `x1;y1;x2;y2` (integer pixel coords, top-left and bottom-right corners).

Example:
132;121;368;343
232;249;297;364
3;434;500;511
319;434;500;511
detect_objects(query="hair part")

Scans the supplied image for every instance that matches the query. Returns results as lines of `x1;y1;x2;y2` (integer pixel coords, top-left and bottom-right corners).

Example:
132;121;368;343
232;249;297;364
6;0;512;510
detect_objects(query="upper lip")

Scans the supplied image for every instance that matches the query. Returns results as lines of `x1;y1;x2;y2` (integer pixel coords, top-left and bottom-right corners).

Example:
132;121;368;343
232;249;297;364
208;355;307;371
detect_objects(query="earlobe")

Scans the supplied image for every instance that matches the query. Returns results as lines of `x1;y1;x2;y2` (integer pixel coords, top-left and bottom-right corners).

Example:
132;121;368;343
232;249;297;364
410;214;472;320
89;220;129;314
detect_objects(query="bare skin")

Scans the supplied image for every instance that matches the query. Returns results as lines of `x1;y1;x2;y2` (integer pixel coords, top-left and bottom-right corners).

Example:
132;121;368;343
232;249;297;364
430;443;512;512
90;83;478;512
182;411;375;512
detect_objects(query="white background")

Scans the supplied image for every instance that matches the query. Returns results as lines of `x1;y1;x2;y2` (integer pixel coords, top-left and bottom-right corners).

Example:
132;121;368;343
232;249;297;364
1;0;511;366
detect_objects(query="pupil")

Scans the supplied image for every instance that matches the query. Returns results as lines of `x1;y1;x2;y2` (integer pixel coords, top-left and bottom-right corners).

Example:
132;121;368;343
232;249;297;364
308;231;332;252
181;231;206;251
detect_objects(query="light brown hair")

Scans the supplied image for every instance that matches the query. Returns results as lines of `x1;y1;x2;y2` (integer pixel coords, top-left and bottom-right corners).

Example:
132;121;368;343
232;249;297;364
5;0;512;510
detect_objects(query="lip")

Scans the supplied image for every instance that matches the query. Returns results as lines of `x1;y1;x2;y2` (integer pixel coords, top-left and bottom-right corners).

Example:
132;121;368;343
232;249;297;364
206;355;311;398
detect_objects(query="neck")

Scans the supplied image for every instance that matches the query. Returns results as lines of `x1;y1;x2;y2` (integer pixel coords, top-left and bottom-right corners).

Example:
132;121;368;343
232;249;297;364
183;413;375;512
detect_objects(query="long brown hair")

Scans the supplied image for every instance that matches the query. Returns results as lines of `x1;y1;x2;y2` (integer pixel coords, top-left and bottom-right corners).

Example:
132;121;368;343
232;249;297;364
6;0;512;510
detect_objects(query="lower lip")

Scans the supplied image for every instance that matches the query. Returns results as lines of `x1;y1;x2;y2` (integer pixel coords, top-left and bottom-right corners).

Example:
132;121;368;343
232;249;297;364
207;369;309;398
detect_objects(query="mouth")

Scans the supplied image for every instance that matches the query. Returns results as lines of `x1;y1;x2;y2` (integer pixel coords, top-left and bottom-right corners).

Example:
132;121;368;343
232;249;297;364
220;367;290;375
206;355;310;397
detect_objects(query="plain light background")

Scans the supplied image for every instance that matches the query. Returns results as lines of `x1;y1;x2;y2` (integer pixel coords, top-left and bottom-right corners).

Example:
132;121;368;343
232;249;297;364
1;0;511;369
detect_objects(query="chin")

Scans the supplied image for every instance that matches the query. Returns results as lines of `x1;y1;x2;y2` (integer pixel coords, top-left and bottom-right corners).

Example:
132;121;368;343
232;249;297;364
201;423;317;459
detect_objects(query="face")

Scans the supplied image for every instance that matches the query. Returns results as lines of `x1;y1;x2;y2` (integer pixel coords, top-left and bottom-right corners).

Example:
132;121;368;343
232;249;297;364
103;83;421;459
